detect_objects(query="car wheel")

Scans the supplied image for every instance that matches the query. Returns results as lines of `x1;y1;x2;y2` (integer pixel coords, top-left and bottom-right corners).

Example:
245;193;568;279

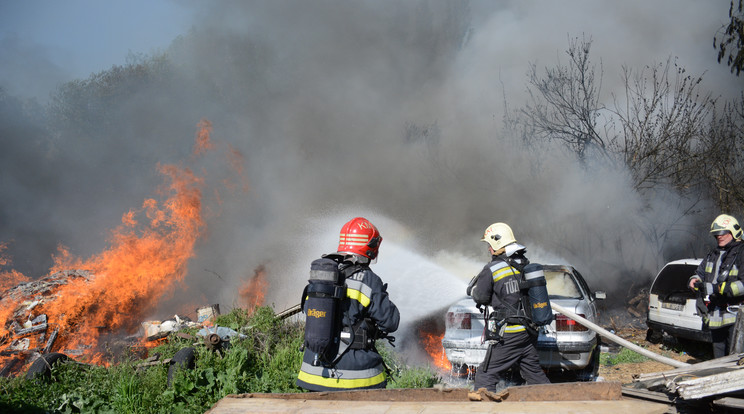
646;328;663;344
25;353;69;380
167;347;196;387
576;346;601;382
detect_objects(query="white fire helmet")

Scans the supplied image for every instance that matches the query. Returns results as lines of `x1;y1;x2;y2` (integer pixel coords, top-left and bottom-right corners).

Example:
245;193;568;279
481;222;517;251
710;214;743;240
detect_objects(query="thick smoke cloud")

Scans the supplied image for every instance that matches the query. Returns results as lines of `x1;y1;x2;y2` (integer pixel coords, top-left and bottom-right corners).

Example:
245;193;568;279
0;0;739;326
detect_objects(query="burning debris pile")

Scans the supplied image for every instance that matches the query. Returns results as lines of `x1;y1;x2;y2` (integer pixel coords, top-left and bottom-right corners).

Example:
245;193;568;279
0;119;256;377
0;270;93;376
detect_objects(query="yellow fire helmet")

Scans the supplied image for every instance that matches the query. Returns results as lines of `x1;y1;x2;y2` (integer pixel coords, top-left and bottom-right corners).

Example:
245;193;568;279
481;222;517;251
710;214;743;240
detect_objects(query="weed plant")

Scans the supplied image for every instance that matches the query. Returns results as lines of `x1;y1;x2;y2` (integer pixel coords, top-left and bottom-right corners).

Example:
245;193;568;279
0;306;440;413
600;347;650;366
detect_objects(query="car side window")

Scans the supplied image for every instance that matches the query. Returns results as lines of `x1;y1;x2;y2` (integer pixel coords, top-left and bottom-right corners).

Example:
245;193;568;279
572;269;592;299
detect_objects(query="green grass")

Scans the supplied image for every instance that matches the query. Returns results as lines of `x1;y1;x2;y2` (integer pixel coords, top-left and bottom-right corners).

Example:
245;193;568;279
600;347;650;366
0;306;440;413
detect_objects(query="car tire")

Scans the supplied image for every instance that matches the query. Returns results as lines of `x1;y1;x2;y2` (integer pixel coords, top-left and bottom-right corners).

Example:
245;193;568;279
646;328;663;344
25;353;69;380
576;345;601;382
167;347;196;387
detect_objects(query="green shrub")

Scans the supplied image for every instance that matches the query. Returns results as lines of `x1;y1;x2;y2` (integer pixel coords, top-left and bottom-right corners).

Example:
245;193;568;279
0;306;438;413
378;341;441;388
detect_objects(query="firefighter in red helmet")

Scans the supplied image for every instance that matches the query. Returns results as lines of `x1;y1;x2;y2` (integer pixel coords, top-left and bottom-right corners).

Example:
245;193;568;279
297;217;400;391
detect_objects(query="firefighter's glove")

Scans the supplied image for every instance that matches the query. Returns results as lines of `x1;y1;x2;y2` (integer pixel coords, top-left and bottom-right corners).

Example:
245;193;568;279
689;276;703;291
466;275;477;297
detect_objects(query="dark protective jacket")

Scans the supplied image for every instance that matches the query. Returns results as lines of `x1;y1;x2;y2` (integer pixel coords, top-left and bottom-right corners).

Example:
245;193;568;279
297;264;400;391
471;251;529;335
470;247;550;389
694;240;744;329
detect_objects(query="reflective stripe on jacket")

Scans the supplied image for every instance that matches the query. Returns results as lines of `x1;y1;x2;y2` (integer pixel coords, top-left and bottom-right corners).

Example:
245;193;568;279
297;266;399;391
697;241;744;329
472;254;526;332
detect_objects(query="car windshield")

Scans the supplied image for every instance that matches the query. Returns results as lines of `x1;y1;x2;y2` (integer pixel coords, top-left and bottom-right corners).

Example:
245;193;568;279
545;270;582;299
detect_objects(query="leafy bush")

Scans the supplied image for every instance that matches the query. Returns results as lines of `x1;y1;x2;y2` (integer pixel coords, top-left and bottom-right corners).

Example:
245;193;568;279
0;306;439;413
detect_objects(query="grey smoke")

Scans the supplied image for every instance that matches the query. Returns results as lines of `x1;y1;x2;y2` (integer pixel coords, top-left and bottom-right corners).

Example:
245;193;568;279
0;1;739;323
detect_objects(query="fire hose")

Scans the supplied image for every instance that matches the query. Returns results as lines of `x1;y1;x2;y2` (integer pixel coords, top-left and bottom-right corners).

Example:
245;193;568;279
550;302;690;369
285;301;690;368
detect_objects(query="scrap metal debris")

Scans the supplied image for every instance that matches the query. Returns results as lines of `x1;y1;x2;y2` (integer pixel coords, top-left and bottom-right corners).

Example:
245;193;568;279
624;353;744;411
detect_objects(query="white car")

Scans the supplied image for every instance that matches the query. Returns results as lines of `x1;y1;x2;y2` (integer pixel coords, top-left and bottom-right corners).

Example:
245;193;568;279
646;258;712;343
442;264;606;381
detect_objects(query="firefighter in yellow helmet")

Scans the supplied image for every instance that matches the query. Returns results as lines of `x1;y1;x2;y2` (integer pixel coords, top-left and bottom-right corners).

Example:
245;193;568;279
468;222;550;391
688;214;744;358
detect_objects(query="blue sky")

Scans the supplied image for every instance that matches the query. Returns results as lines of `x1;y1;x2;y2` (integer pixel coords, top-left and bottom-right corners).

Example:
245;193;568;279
0;0;194;99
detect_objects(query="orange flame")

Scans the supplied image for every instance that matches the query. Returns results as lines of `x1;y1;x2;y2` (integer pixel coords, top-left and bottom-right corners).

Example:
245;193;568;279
0;120;218;373
193;118;214;155
37;164;205;364
419;329;451;371
239;265;268;313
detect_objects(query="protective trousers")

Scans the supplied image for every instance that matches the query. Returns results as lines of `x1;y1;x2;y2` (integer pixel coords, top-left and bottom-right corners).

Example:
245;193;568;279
712;325;736;359
473;330;549;392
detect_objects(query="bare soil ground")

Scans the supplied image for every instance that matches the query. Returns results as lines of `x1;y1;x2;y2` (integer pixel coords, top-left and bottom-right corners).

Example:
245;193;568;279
597;326;709;384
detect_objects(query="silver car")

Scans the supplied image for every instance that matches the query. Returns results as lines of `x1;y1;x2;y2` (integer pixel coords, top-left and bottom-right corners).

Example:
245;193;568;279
646;258;712;344
442;264;605;381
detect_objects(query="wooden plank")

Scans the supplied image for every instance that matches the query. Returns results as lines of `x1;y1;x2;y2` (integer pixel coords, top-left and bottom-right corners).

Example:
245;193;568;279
235;387;472;401
675;369;744;400
731;308;744;354
505;382;622;401
228;383;621;403
42;329;58;354
13;323;48;336
206;398;671;414
621;387;676;404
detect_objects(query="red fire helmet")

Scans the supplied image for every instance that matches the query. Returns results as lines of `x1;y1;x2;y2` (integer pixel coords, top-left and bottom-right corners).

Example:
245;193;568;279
337;217;382;259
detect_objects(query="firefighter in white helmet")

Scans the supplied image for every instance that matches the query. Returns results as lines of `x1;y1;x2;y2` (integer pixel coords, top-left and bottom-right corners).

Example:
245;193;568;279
688;214;744;358
467;222;550;391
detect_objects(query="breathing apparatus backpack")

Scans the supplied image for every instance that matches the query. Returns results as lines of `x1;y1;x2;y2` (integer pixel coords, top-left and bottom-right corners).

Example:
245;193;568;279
483;259;553;341
520;262;554;327
301;255;345;365
301;254;365;366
